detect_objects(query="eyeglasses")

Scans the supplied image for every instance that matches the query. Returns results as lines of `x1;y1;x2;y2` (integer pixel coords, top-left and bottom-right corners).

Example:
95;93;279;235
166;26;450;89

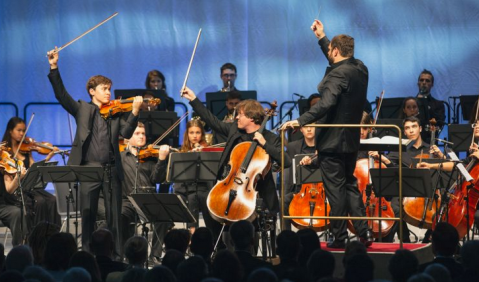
419;79;431;83
222;74;236;78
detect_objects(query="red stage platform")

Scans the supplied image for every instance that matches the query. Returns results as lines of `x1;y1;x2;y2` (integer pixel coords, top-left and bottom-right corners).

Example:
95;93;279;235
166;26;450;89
321;242;434;280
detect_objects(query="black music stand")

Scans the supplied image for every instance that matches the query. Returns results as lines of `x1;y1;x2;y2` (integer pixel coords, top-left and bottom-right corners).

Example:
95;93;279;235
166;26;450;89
376;97;404;119
128;194;196;241
459;95;478;121
375;119;403;138
448;124;472;152
21;160;58;192
166;152;221;183
38;166;104;237
206;91;257;118
139;111;179;146
293;154;322;184
370;168;433;198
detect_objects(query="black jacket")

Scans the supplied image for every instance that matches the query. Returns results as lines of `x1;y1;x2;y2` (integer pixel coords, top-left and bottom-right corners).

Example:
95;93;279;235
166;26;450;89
48;69;138;179
189;98;291;213
297;36;368;154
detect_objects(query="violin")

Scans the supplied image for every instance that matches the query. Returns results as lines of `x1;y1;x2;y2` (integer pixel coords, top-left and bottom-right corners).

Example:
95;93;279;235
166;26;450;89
99;97;161;118
0;150;25;175
206;101;277;223
189;142;226;152
19;137;65;155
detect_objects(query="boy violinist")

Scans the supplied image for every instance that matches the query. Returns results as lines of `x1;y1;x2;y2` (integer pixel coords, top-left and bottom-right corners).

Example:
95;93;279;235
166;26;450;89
47;48;142;256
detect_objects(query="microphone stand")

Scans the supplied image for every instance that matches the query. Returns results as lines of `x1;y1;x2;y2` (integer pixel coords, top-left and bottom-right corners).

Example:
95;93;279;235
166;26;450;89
273;94;304;130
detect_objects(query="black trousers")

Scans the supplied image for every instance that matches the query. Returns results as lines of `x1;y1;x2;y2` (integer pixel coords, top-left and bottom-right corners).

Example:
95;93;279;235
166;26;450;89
80;165;122;255
0;204;27;246
318;152;368;242
25;190;61;228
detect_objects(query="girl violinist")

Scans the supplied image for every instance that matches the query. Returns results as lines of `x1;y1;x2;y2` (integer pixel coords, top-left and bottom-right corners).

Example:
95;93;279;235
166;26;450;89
2;117;61;228
173;119;216;233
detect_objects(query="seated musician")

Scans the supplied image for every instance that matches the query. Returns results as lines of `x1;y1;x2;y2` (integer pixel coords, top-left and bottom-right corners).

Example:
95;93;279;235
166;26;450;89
144;69;175;112
181;86;292;246
172;119;218;234
118;122;171;264
220;63;238;92
398;97;432;145
418;118;479;237
0;148;28;246
378;116;443;242
214;91;242;144
2;117;61;228
283;125;316;230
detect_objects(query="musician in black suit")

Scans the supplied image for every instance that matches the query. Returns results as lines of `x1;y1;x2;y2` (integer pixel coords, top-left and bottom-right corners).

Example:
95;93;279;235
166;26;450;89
416;69;446;128
282;19;372;248
181;87;292;244
47;48;142;255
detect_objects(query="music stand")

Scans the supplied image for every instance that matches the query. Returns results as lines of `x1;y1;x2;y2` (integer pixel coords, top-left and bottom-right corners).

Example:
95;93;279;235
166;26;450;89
206;91;257;118
375;119;403;138
370;168;433;198
448;124;472;152
21;160;58;192
139;111;179;146
38;165;104;236
298;98;310;115
166;152;221;183
293;154;322;184
376;97;403;119
459;95;478;121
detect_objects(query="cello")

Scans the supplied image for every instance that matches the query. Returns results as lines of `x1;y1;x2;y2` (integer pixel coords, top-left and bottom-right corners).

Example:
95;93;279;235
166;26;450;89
289;154;331;231
206;102;277;223
403;118;441;229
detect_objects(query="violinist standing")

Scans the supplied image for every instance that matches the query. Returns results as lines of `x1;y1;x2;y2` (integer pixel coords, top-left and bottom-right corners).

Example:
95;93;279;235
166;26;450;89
119;122;171;265
282;19;372;248
47;48;142;256
181;87;292;247
2;117;61;228
0;148;27;246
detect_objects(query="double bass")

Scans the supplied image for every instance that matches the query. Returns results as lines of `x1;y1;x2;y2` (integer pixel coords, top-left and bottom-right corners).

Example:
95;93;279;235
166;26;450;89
206;102;277;223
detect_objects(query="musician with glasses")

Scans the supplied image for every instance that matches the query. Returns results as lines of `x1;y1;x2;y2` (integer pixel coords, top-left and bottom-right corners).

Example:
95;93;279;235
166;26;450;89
220;63;238;92
416;69;446;128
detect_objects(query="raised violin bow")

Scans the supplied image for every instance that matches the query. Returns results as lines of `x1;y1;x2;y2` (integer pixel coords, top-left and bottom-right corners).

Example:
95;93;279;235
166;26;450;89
48;12;118;54
180;28;202;96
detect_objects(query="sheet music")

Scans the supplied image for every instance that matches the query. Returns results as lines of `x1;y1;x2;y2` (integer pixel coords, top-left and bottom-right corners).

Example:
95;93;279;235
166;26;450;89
447;151;473;182
360;136;412;146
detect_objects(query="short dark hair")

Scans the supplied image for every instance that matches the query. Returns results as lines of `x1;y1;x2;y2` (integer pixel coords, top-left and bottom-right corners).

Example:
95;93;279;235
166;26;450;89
388;249;418;282
307;93;321;107
221;63;237;74
418;69;434;84
230;220;255;250
330;34;354;57
89;228;115;256
431;222;459;256
164;229;191;255
276;230;301;260
226;91;242;101
403;116;421;127
86;75;112;97
124;236;148;265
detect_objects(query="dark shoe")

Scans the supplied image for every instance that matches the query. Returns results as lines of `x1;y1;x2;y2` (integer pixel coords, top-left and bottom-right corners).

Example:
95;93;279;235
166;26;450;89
359;230;374;247
148;256;161;267
327;240;346;249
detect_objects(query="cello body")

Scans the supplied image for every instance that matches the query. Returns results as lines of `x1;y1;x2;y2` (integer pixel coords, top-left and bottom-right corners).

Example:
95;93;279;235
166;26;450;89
206;141;271;223
349;158;395;238
289;182;331;231
433;162;479;238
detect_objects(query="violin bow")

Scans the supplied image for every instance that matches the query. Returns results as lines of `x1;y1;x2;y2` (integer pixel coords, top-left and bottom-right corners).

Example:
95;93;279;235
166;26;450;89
152;111;189;146
373;90;385;126
13;113;35;159
49;12;118;54
180;28;202;96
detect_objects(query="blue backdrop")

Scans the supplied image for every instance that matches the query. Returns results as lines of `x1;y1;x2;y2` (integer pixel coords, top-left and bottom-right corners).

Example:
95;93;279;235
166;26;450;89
1;0;479;153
